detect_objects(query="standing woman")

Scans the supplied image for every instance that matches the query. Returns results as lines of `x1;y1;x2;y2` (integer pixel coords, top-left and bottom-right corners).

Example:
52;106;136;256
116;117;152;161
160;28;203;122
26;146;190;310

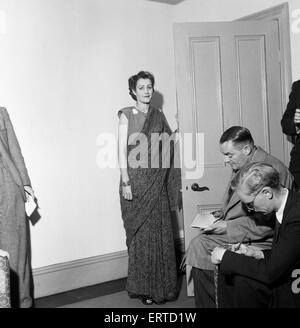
0;106;34;308
118;71;179;305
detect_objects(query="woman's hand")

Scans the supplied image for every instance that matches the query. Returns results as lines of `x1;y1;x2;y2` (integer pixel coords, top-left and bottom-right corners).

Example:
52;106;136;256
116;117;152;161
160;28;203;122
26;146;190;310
122;185;133;201
0;249;9;259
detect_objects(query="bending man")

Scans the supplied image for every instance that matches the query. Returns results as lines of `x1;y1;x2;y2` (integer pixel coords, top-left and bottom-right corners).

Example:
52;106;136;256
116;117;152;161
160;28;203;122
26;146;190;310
212;162;300;307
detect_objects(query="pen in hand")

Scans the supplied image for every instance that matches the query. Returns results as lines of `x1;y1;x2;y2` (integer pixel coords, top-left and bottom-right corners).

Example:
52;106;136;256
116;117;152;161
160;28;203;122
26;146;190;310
235;232;249;251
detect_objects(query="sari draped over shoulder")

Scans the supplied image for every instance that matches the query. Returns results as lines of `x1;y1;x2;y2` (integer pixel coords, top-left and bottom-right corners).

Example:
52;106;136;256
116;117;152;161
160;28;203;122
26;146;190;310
118;106;181;303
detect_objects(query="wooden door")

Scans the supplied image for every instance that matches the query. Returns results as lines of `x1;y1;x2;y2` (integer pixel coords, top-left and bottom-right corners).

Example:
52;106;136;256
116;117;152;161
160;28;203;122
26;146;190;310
173;20;282;295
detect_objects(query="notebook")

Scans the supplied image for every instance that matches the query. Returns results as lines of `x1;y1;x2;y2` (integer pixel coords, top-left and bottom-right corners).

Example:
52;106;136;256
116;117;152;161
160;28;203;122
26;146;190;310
191;210;216;229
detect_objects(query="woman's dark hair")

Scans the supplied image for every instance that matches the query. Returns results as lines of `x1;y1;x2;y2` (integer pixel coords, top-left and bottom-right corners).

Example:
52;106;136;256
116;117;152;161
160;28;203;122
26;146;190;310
128;71;155;101
219;126;254;147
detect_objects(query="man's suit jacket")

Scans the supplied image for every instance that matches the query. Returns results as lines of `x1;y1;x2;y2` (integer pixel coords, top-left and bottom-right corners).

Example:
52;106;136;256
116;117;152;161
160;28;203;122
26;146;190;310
223;146;293;245
281;80;300;177
0;107;31;200
220;190;300;308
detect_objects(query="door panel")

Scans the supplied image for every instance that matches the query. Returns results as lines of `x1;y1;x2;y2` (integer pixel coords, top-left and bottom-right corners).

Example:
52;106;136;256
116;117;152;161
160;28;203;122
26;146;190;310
174;20;281;295
192;38;224;165
237;3;292;165
235;36;270;152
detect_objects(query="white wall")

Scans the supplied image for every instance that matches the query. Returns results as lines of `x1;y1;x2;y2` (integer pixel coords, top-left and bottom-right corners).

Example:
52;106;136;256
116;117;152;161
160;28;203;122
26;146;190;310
0;0;178;268
173;0;300;80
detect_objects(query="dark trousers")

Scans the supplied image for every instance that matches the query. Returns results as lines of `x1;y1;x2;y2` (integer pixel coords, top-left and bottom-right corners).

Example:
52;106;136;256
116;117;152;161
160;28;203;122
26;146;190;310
218;272;272;308
191;267;216;308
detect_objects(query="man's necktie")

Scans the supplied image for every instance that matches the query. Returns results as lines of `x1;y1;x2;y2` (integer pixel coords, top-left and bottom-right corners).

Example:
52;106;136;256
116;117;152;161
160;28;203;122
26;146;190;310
274;218;281;242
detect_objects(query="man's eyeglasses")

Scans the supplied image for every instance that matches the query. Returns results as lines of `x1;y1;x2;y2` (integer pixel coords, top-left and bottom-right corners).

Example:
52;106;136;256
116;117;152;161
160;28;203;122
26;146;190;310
244;190;262;212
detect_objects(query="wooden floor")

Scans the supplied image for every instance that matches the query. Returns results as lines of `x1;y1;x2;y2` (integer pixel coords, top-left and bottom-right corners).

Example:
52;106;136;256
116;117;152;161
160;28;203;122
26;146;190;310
34;278;127;308
35;273;194;308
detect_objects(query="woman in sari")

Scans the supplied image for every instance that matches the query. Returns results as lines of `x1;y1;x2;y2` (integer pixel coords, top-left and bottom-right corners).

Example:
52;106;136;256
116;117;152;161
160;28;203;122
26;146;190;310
118;71;180;305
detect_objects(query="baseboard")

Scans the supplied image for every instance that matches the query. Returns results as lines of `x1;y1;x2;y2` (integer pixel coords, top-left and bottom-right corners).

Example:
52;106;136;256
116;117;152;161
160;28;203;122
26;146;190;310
33;250;128;298
33;237;185;299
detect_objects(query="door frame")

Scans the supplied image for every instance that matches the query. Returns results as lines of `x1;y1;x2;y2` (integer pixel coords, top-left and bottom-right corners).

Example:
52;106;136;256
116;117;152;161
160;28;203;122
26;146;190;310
237;2;292;166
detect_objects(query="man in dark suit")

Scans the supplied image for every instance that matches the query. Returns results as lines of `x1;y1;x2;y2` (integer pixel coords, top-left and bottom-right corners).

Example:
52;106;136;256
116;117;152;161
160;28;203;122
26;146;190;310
281;80;300;190
211;162;300;307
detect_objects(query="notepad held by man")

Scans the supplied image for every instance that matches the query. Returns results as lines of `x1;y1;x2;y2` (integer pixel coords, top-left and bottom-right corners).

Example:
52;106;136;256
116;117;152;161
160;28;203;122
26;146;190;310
191;211;217;229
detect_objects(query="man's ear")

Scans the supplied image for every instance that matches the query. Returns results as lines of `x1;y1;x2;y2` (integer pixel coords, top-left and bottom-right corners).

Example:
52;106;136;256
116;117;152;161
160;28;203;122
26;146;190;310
262;187;273;199
242;144;252;156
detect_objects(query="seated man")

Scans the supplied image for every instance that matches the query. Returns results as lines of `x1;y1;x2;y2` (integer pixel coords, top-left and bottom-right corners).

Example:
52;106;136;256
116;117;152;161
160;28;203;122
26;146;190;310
184;126;293;308
212;162;300;308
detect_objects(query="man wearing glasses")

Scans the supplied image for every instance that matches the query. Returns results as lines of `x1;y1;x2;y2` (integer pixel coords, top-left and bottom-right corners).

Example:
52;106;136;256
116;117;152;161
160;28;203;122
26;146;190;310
212;162;300;307
184;126;293;308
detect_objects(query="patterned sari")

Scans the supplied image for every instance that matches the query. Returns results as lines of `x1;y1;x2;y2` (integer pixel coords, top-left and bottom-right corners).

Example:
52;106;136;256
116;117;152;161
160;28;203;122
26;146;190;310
119;107;180;303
